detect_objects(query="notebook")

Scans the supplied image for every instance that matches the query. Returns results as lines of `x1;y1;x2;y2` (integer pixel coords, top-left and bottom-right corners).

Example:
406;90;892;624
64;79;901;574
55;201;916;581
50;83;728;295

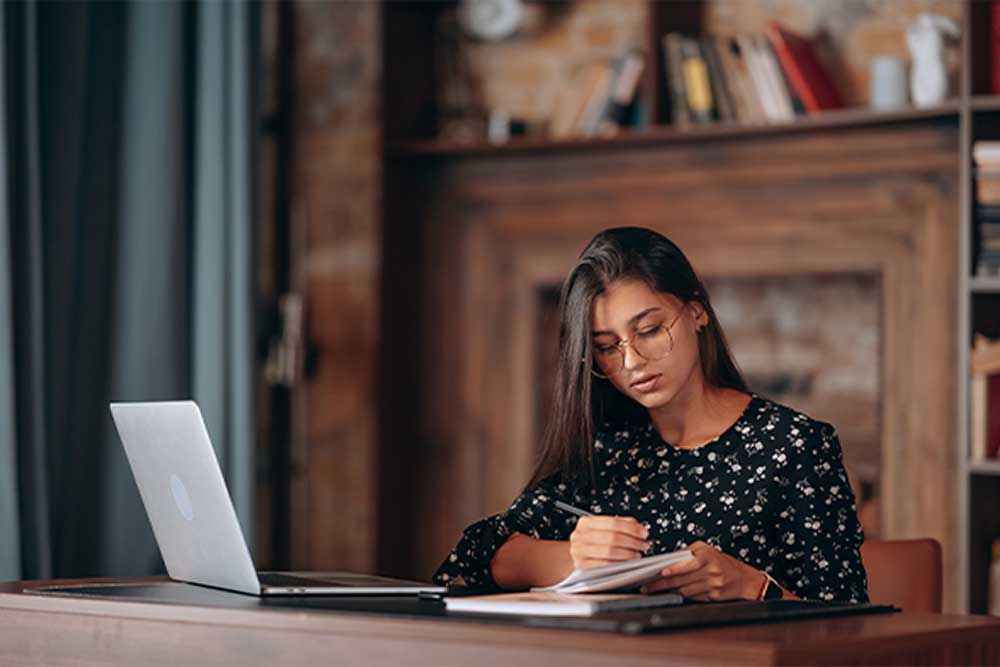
444;591;684;617
530;549;694;594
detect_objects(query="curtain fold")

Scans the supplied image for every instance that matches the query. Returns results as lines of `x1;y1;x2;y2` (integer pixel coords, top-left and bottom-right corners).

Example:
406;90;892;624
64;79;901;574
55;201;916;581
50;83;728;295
192;0;256;541
1;0;258;581
0;0;21;583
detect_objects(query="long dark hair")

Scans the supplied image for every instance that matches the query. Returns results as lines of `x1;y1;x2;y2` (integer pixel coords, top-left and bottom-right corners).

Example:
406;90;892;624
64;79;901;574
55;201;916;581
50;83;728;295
527;227;747;493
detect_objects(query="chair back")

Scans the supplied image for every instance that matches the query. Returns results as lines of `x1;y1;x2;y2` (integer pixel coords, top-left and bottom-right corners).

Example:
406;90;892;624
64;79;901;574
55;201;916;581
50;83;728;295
860;538;942;612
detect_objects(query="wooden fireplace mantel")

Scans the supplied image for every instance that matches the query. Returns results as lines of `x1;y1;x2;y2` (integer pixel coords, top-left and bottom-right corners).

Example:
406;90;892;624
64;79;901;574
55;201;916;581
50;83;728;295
379;118;960;609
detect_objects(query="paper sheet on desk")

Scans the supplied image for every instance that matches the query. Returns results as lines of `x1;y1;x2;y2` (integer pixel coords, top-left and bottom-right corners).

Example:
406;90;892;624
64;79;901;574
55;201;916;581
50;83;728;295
530;549;694;594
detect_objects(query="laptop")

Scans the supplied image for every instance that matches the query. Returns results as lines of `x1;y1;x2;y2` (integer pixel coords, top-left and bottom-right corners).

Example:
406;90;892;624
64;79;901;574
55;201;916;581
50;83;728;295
110;400;446;597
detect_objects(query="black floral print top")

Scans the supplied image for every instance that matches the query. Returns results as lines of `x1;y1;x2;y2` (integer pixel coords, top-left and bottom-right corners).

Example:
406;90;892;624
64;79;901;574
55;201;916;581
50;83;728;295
432;393;869;603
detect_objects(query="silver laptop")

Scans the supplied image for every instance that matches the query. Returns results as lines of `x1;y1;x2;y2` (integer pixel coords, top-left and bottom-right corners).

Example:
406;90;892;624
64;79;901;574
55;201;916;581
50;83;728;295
110;400;446;596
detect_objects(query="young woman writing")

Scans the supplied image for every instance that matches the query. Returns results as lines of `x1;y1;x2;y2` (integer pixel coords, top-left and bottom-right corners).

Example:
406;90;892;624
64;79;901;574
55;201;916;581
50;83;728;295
432;227;869;604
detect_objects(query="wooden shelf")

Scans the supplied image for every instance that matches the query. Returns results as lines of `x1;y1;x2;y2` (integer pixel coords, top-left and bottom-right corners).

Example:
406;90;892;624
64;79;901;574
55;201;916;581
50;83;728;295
970;460;1000;476
969;95;1000;112
390;103;961;158
970;277;1000;293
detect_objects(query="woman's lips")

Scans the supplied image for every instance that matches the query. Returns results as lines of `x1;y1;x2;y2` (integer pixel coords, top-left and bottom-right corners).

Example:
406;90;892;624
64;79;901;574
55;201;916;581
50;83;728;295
630;374;661;393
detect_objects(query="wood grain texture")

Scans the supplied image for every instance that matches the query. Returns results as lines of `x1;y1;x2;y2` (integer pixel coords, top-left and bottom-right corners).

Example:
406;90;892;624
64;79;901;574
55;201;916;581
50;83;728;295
0;578;998;667
383;120;963;613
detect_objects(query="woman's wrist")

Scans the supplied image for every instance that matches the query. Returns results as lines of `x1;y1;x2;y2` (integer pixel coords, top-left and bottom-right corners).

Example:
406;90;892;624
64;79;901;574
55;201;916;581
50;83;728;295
742;566;769;600
490;533;574;590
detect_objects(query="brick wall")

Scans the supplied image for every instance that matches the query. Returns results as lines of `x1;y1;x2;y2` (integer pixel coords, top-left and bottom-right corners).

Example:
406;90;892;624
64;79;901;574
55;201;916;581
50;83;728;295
291;0;381;572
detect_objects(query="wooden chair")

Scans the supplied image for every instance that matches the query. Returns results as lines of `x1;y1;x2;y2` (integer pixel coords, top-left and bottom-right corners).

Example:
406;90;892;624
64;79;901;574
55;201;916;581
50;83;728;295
860;538;942;612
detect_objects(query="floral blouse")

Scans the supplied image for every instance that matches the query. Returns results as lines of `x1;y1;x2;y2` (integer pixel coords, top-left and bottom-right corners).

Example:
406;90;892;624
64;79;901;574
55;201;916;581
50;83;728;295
432;393;869;603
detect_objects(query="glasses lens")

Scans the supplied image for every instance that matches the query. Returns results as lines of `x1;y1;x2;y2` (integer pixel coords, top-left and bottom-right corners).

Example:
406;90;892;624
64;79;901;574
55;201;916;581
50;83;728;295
593;348;623;378
634;326;674;362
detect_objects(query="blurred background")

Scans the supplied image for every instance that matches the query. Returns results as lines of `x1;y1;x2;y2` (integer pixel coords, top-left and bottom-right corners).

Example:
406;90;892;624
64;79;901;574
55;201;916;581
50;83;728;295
2;0;999;616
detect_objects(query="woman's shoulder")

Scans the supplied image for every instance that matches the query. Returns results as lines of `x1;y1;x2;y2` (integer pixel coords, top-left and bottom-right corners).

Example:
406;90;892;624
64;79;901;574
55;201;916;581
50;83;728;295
748;393;839;444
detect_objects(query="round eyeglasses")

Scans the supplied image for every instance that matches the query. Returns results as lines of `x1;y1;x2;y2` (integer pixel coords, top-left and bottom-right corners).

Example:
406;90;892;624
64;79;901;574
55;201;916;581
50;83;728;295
590;307;686;379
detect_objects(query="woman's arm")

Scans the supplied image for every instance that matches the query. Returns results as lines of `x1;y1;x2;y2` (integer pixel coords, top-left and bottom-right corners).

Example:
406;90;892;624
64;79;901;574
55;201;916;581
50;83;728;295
490;533;574;590
773;422;869;603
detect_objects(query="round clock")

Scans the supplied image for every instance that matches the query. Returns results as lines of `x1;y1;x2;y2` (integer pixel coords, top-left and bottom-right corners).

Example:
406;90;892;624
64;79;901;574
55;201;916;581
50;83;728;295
458;0;523;41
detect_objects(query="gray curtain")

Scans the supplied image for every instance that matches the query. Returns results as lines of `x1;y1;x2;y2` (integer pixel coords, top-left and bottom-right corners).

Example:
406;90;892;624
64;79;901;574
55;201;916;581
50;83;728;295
0;0;258;581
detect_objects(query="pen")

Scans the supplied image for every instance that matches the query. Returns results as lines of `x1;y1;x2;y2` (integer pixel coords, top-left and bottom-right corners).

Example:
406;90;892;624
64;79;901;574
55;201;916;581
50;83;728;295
554;500;594;517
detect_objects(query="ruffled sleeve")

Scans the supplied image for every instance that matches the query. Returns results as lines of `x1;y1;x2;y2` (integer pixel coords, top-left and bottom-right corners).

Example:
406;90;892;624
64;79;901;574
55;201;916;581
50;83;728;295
772;421;870;603
431;472;580;591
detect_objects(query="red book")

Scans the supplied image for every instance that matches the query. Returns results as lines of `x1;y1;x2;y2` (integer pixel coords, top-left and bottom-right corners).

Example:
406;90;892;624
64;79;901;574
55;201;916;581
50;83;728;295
993;2;1000;95
765;23;843;113
989;374;1000;459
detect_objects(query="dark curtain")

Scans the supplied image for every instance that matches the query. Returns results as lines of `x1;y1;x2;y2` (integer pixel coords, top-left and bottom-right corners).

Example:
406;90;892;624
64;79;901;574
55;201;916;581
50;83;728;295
0;0;258;581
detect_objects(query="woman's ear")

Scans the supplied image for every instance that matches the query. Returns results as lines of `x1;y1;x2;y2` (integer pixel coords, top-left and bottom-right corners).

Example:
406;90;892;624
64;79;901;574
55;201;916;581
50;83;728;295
689;302;709;330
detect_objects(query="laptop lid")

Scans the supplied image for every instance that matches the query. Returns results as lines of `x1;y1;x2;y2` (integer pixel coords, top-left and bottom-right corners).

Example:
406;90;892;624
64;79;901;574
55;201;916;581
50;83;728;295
110;401;262;595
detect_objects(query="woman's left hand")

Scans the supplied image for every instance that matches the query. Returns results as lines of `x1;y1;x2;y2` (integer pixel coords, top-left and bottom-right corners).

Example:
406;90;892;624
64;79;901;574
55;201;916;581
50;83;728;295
640;541;765;601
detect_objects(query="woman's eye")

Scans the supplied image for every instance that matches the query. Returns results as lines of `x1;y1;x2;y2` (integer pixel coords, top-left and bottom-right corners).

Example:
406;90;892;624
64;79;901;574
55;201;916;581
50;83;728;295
638;327;660;337
594;345;616;354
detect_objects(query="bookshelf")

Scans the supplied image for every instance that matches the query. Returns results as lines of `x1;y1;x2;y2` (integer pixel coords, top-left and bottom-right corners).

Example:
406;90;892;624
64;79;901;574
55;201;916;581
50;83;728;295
381;0;998;614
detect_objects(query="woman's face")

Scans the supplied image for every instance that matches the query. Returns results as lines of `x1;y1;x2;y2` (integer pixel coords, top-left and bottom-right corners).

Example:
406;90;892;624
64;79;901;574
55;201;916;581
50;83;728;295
590;279;707;410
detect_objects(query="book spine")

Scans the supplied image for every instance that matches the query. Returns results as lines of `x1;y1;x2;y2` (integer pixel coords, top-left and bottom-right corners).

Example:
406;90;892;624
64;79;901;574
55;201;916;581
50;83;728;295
973;373;987;463
721;35;765;124
739;33;779;122
993;2;1000;95
757;34;796;121
700;35;735;123
680;37;715;124
575;65;615;137
663;33;690;128
598;49;645;135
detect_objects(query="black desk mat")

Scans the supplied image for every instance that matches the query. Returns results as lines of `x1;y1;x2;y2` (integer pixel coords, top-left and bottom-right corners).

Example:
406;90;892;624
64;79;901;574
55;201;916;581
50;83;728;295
28;582;898;635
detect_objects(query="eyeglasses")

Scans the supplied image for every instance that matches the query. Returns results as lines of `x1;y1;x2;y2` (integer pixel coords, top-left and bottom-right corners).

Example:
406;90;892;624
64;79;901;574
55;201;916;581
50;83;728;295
590;307;686;379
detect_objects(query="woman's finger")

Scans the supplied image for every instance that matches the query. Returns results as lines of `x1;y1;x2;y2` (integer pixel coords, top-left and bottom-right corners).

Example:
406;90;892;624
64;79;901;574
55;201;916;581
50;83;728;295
577;516;648;541
657;552;705;578
678;580;714;599
579;545;645;562
652;570;705;591
574;530;651;553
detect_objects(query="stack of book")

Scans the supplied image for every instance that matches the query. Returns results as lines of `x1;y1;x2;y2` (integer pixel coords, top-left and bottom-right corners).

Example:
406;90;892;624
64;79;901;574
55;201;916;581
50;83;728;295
662;23;843;128
445;549;692;617
975;141;1000;277
971;335;1000;463
549;49;646;139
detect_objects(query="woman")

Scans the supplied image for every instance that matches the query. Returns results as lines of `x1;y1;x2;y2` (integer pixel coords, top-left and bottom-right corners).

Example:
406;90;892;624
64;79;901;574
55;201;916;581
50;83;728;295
432;227;869;603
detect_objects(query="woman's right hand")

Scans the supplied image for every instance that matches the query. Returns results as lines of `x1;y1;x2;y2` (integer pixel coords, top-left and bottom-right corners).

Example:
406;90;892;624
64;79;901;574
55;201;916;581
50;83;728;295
568;515;651;569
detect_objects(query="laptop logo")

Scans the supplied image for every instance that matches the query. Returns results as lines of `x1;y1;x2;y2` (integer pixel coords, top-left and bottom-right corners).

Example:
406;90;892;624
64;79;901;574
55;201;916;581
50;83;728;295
170;474;194;521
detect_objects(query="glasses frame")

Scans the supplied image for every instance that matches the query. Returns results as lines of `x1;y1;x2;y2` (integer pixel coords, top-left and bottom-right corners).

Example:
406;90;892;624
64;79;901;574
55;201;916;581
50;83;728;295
590;306;687;379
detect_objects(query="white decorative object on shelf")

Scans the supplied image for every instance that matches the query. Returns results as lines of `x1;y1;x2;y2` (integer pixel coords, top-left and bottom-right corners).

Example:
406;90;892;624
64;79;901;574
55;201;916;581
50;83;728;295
458;0;523;41
906;13;960;108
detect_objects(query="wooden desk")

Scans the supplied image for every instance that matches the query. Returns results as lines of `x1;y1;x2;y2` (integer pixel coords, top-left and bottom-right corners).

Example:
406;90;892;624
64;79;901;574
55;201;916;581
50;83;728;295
0;577;998;666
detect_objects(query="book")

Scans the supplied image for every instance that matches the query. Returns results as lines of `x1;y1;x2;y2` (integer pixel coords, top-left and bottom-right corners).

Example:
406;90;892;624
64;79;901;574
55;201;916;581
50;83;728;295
679;37;715;124
662;33;690;128
444;590;684;617
757;34;796;121
700;35;735;123
575;63;615;137
595;49;646;136
717;34;766;124
765;22;844;113
738;33;783;123
993;2;1000;96
530;549;694;594
974;141;1000;166
971;336;1000;461
550;64;606;139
